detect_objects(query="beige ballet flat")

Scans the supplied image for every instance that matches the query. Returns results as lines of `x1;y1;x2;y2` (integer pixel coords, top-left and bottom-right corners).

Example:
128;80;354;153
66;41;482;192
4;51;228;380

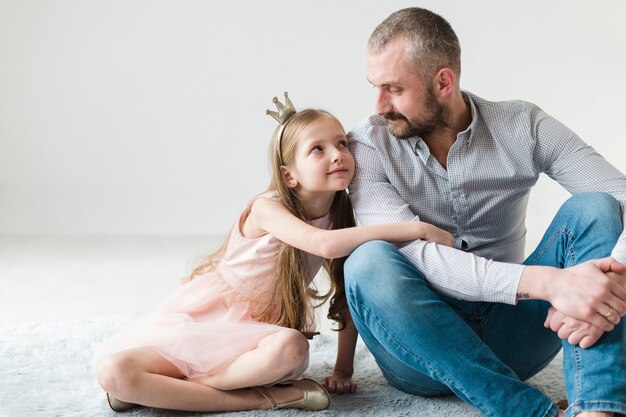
253;378;330;411
106;393;139;412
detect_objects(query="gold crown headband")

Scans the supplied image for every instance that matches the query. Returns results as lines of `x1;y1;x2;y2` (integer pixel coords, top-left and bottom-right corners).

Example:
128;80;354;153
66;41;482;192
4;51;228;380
266;92;296;165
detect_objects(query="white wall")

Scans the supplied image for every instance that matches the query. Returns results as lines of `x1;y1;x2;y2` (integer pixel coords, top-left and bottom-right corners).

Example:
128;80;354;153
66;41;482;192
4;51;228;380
1;0;625;241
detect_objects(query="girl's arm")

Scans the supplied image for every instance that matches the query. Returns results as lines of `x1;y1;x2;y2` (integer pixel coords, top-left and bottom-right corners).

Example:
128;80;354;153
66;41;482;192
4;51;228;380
321;310;358;394
250;197;453;259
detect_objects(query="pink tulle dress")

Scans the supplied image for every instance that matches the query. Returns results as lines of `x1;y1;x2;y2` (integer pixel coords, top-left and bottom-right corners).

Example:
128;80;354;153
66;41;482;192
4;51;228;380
92;193;330;382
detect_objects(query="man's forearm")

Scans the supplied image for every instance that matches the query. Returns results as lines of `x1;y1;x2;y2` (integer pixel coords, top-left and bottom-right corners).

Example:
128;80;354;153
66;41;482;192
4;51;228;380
398;240;525;304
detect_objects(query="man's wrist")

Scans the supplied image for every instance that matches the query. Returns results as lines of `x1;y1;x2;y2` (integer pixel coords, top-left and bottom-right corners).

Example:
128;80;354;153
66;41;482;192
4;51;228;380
517;265;558;302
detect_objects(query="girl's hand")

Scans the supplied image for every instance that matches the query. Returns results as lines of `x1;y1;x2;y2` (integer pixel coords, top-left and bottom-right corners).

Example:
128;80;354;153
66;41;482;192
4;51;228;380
422;224;455;247
321;371;357;394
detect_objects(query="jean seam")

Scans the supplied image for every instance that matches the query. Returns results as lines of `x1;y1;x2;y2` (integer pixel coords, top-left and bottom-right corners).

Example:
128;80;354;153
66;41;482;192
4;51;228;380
532;226;577;267
565;400;626;417
573;344;582;403
565;226;577;266
532;227;562;263
540;402;560;417
470;302;484;339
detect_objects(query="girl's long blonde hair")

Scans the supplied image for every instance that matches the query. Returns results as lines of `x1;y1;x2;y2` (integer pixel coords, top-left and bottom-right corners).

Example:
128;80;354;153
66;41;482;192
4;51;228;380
190;109;354;336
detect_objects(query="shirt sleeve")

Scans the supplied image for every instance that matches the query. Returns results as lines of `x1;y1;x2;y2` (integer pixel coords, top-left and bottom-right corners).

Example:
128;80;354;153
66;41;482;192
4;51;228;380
530;105;626;263
348;126;524;304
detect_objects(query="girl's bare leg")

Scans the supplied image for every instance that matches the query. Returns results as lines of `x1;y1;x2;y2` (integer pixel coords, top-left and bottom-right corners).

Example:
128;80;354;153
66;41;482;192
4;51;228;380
97;329;310;412
97;347;304;411
190;328;310;390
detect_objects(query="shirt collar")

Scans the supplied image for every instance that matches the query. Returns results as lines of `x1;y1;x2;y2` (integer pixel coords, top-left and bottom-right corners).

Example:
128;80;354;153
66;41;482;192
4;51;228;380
408;136;430;163
459;90;478;146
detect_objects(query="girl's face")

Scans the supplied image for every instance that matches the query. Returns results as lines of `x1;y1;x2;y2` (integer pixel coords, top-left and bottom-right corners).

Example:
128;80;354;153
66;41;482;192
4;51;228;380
282;116;355;197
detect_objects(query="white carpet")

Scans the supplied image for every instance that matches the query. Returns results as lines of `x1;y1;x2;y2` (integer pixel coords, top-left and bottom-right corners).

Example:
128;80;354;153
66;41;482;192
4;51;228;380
0;316;566;417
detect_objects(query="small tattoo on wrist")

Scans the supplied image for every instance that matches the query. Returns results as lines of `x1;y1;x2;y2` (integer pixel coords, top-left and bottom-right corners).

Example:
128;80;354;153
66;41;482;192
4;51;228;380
516;292;530;299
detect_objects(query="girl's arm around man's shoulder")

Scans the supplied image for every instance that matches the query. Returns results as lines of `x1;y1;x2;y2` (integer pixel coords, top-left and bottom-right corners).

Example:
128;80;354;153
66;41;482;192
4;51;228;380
248;197;454;259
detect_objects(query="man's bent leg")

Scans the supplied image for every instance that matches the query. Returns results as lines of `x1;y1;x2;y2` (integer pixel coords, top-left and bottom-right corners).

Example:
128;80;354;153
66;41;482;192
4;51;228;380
344;240;559;417
521;192;626;417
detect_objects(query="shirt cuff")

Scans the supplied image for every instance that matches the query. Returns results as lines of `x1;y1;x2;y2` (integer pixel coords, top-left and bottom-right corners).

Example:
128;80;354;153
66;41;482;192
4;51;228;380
609;218;626;264
482;261;526;305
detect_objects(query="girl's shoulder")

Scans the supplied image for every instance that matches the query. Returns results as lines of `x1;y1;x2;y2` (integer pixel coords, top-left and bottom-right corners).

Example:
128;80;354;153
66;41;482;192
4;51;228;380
250;192;332;231
256;191;281;204
239;191;285;239
248;191;286;215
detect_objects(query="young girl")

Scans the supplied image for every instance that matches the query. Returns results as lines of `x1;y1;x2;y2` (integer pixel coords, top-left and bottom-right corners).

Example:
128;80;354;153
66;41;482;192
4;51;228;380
93;92;454;413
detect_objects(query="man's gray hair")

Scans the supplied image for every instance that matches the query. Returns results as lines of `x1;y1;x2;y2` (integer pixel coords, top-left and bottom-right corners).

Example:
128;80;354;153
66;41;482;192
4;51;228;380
368;7;461;81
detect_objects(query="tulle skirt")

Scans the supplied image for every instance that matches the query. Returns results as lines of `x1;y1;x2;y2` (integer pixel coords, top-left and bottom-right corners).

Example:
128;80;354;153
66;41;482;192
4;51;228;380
91;270;306;379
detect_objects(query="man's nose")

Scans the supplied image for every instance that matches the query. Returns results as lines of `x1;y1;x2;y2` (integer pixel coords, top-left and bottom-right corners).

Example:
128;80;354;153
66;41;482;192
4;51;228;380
374;88;391;115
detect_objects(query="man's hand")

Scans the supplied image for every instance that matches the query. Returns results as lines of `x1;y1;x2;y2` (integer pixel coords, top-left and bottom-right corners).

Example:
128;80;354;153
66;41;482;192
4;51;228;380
546;258;626;331
543;261;626;348
544;306;605;348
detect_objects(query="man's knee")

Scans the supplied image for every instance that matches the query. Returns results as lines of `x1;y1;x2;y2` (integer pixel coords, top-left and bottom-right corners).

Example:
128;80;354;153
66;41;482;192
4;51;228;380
344;240;398;286
564;192;621;227
344;240;430;313
344;241;393;314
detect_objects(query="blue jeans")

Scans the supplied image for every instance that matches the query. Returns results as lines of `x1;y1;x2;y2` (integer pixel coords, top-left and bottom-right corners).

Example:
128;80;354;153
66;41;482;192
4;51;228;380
345;193;626;417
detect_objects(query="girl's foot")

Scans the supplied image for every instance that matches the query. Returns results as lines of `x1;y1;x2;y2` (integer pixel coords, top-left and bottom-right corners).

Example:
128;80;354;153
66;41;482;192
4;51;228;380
106;393;139;412
253;378;330;411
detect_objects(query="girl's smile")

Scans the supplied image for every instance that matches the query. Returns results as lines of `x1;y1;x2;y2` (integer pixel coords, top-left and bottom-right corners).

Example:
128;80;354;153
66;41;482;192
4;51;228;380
327;167;349;175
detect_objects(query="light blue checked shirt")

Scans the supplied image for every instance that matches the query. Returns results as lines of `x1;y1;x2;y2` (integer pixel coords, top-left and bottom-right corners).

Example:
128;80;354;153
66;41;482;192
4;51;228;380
348;91;626;305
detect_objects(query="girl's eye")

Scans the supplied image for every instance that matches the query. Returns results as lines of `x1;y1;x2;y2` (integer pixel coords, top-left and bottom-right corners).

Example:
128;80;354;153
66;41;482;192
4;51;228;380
311;145;323;153
338;140;348;148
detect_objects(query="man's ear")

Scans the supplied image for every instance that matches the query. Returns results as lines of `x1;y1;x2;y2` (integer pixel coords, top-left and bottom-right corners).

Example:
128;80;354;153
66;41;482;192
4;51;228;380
434;67;456;98
280;166;298;188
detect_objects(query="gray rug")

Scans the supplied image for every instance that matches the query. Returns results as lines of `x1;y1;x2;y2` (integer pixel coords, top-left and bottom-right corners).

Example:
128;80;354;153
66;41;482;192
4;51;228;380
0;316;566;416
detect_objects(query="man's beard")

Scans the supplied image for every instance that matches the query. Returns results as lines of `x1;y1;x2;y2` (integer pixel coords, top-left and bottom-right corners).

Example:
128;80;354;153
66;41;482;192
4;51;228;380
384;88;448;139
